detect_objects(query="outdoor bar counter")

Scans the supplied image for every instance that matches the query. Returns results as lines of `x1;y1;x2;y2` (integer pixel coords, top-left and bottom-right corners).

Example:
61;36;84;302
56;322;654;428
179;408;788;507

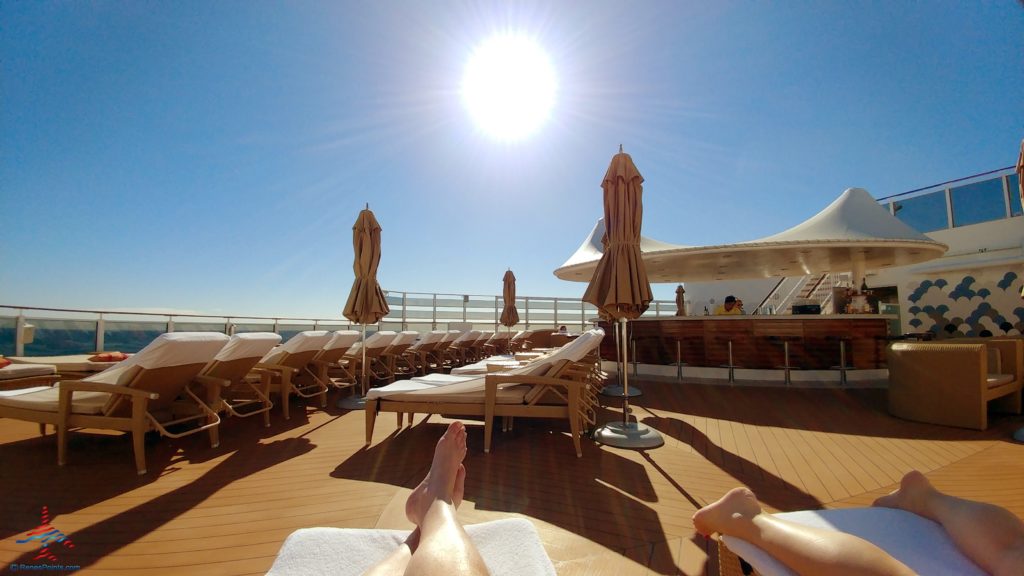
598;315;896;370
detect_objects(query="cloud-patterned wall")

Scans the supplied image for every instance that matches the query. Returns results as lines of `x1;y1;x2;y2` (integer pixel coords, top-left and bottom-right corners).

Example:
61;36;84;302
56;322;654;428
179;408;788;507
905;271;1024;337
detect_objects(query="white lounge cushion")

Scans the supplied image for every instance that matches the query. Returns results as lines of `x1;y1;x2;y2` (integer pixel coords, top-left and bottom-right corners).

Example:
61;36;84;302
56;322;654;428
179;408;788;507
367;329;603;400
0;386;111;414
0;363;57;381
267;518;555;576
262;331;332;365
8;354;118;373
987;373;1015;388
87;332;229;387
214;333;282;362
722;507;985;576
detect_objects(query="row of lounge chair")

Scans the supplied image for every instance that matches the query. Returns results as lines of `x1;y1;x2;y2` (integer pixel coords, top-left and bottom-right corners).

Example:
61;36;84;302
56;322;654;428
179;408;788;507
0;327;597;474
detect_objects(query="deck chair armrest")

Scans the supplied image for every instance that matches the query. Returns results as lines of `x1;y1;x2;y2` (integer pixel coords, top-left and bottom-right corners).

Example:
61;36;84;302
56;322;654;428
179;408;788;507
194;374;232;388
60;380;159;400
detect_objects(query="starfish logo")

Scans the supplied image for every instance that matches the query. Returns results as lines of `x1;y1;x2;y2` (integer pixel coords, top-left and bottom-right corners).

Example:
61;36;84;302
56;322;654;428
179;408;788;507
16;506;75;562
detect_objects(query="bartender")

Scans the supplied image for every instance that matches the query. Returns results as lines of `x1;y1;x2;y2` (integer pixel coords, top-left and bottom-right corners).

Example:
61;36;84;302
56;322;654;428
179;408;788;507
714;295;744;315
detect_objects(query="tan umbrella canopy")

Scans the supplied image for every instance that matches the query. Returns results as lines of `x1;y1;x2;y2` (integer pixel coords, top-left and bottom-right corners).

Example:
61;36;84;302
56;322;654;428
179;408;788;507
341;206;390;406
582;147;653;318
499;269;519;353
343;206;390;325
583;147;661;449
675;285;686;316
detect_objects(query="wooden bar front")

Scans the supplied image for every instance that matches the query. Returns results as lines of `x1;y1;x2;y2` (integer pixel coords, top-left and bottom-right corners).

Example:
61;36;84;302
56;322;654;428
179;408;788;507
599;315;894;370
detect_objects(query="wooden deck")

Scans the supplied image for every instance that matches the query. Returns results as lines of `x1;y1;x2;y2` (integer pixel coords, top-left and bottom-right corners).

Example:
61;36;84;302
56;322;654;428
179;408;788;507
2;379;1023;575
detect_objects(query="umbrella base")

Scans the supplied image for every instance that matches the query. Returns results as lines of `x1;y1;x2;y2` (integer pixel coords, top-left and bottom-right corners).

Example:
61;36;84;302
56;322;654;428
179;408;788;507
592;421;664;449
600;385;643;398
338;395;367;410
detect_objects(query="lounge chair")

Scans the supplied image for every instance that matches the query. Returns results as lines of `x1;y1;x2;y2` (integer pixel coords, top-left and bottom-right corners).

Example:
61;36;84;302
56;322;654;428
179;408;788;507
0;360;58;391
379;331;420;379
887;338;1022;430
309;330;362;393
444;330;480;368
509;330;535;352
8;354;124;380
365;329;605;457
0;332;229;474
267;517;555;576
427;330;464;373
343;331;398;390
251;331;333;420
718;507;984;576
204;332;283;429
402;330;446;376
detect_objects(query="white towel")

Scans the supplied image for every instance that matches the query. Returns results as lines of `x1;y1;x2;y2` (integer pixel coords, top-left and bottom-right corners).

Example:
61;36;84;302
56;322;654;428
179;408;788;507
722;507;985;576
268;518;555;576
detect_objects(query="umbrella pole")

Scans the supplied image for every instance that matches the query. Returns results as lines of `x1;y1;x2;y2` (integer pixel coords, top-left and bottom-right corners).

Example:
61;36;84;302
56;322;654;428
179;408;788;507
338;323;370;410
361;323;367;396
620;318;629;426
590;316;664;450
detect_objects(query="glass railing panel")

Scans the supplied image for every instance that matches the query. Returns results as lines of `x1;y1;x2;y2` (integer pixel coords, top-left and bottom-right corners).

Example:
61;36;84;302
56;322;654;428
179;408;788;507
435;297;464;308
232;323;276;333
526;300;554;310
22;318;98;356
385;294;403;306
279;324;316;342
403;310;436;320
404;296;434;307
0;316;16;356
1009;174;1022;217
105;321;166;353
174;322;228;333
466;298;497;309
950;178;1006;227
892;190;948;232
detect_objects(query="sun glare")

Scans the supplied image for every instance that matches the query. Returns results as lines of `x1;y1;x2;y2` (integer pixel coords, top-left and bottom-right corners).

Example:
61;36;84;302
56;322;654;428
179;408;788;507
461;35;557;142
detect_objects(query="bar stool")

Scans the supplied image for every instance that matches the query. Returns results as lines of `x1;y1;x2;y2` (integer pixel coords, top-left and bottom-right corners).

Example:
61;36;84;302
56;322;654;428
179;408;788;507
674;335;701;381
826;335;855;386
766;335;801;385
714;335;741;383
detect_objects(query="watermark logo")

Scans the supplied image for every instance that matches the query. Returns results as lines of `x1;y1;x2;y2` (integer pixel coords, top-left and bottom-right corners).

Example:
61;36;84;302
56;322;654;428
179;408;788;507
15;506;75;564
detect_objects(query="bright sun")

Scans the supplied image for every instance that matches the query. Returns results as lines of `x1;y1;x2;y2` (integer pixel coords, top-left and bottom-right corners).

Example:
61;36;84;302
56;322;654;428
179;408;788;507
461;35;556;142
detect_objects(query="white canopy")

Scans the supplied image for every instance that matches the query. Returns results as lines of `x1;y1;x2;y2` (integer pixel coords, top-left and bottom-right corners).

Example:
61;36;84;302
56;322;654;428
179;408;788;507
554;188;948;283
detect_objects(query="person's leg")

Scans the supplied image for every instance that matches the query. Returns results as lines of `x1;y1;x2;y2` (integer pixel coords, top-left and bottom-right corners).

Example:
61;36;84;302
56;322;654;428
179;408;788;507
403;421;488;576
365;421;487;576
693;487;914;576
874;470;1024;576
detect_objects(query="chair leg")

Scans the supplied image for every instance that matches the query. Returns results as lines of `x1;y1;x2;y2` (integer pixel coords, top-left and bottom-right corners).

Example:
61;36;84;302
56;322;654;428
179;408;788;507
261;373;272;428
205;384;220;448
365;399;378;445
57;423;67;466
281;373;291;420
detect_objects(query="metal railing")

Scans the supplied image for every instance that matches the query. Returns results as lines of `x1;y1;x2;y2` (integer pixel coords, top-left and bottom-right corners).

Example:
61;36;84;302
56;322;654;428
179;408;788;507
1;294;678;356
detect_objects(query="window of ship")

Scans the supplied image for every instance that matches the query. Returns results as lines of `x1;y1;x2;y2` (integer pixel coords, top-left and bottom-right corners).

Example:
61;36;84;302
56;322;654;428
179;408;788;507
1009;173;1022;217
892;189;948;232
950;178;1007;227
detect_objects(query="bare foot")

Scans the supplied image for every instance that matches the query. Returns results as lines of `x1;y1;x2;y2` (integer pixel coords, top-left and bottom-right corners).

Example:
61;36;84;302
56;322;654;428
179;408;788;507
405;421;468;526
692;487;762;537
872;470;936;517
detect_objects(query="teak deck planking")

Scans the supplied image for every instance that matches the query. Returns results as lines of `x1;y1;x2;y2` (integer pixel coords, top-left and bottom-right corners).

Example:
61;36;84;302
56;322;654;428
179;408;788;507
1;379;1022;575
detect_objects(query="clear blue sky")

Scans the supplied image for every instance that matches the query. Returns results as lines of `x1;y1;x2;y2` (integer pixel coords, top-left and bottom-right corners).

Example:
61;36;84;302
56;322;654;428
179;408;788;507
3;1;1022;318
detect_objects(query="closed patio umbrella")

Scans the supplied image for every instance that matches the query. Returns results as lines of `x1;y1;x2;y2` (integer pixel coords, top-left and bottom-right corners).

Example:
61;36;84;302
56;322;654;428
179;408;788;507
583;146;663;449
339;205;391;410
499;270;519;353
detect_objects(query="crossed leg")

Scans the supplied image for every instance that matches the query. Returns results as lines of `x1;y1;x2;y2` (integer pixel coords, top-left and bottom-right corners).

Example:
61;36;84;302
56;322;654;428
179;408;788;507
365;421;490;576
873;470;1024;576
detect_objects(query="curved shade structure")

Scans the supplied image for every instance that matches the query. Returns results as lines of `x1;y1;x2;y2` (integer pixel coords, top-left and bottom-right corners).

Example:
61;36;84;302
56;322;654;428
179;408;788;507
555;188;948;283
